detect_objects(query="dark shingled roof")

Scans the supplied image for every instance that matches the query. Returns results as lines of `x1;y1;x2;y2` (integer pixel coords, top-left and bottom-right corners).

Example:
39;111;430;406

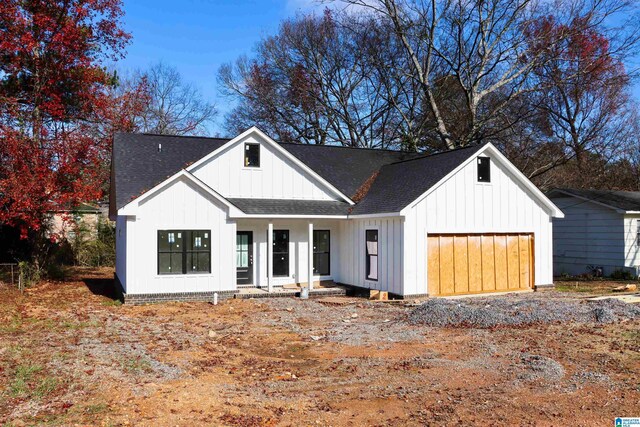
549;188;640;212
227;198;351;216
110;132;485;217
350;144;486;214
280;143;420;198
110;133;229;217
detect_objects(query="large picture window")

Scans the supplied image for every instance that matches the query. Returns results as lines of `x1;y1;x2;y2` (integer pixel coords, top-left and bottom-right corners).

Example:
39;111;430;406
366;229;378;281
272;229;289;277
313;230;330;276
158;230;210;275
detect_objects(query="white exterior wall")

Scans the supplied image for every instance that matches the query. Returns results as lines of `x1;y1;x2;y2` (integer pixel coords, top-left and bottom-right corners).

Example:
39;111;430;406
125;176;236;295
236;219;341;287
191;133;338;200
336;217;404;295
551;195;628;276
115;215;127;291
404;153;555;296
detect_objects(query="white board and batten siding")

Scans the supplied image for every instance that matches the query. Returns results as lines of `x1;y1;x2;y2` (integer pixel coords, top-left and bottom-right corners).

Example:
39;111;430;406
551;195;638;276
123;176;236;295
190;133;338;201
403;152;555;296
337;217;404;295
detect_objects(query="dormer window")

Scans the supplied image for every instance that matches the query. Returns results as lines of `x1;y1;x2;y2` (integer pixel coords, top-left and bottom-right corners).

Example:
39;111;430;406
244;143;260;167
477;157;490;183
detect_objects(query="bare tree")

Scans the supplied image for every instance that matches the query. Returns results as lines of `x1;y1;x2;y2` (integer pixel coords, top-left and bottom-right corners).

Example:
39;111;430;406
339;0;639;149
219;11;400;148
138;63;217;135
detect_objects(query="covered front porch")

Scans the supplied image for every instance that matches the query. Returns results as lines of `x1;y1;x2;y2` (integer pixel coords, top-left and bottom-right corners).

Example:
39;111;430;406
234;218;344;292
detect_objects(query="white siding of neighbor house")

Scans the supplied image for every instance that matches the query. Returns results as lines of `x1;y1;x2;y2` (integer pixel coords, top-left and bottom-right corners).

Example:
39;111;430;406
115;215;127;291
403;153;555;296
236;219;341;288
125;176;237;295
336;217;404;295
550;196;626;276
623;214;640;273
190;133;341;201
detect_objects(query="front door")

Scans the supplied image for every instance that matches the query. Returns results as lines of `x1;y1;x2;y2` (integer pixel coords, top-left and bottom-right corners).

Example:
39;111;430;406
236;231;253;285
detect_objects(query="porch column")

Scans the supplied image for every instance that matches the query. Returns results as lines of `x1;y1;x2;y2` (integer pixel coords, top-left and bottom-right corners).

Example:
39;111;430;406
308;222;314;290
268;222;273;293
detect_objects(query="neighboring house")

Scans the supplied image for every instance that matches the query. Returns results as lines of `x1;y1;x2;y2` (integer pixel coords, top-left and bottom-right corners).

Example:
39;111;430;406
549;188;640;277
109;127;563;303
49;203;103;241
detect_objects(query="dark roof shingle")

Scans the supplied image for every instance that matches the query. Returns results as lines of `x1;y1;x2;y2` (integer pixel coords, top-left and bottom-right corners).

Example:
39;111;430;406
110;132;484;217
228;198;351;216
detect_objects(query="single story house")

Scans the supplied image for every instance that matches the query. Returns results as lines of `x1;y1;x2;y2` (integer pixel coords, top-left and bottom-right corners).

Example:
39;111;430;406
548;188;640;277
109;127;563;303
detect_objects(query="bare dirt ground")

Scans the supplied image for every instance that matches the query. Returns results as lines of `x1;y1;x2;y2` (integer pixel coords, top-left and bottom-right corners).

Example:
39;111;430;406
0;268;638;426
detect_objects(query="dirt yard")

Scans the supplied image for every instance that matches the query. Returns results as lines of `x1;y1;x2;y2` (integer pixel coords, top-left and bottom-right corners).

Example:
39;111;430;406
1;269;638;426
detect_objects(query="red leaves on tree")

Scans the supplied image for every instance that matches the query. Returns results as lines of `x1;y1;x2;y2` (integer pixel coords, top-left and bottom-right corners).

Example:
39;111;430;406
0;0;134;237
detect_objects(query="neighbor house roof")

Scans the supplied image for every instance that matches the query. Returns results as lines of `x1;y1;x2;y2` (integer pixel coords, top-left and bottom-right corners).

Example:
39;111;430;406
110;131;490;218
549;188;640;212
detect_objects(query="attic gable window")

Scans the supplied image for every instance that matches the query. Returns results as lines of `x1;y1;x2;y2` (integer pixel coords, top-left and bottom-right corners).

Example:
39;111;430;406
244;143;260;167
477;157;491;183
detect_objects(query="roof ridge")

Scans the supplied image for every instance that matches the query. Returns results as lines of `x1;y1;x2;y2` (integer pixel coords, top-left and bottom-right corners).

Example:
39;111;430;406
136;132;232;141
278;141;415;154
386;143;484;166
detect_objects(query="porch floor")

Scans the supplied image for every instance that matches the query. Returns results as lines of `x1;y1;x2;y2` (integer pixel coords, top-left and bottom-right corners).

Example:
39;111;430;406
234;283;347;299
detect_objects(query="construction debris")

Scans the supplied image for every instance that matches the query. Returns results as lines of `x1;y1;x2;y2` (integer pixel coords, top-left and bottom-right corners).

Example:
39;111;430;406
612;284;637;292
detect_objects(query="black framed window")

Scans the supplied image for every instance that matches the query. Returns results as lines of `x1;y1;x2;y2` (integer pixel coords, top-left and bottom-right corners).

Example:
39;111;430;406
477;157;490;182
366;229;378;281
313;230;330;276
244;143;260;167
272;229;289;277
158;230;210;274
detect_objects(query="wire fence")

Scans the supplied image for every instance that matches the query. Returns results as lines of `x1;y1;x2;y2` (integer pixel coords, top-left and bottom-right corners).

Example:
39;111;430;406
0;263;23;293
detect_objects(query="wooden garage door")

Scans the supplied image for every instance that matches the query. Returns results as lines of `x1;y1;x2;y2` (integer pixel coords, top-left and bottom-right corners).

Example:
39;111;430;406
427;233;534;296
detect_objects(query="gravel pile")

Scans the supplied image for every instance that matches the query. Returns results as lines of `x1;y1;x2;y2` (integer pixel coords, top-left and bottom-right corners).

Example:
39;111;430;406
407;295;640;328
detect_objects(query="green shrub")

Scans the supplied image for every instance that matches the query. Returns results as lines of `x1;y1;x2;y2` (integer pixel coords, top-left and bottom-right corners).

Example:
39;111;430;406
610;268;636;280
71;217;115;267
18;261;40;287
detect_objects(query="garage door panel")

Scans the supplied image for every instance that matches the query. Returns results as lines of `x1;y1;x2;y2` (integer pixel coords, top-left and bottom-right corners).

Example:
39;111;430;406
519;235;532;289
467;236;483;293
427;236;440;295
428;233;533;296
481;235;496;292
507;235;520;290
494;235;509;291
453;236;469;294
438;236;455;295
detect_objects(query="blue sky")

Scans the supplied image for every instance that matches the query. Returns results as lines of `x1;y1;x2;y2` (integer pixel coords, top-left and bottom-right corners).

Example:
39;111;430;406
118;0;639;136
118;0;319;136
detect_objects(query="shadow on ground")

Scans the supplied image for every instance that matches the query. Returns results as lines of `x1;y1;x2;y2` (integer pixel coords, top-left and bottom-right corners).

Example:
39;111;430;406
83;277;119;300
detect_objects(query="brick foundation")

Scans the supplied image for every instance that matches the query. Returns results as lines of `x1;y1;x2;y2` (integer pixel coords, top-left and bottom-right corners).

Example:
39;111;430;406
123;290;238;305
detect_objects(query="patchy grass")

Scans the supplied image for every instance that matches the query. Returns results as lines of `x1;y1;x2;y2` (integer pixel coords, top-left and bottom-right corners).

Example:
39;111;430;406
121;357;152;375
83;403;109;415
8;364;58;400
101;299;122;307
554;280;636;294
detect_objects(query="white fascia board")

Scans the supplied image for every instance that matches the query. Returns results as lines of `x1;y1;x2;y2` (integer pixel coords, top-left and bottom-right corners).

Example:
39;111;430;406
400;143;565;218
185;126;355;205
118;169;243;217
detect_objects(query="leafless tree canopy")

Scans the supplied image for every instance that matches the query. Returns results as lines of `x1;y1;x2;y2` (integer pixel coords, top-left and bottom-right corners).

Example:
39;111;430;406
137;63;217;136
219;0;640;189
